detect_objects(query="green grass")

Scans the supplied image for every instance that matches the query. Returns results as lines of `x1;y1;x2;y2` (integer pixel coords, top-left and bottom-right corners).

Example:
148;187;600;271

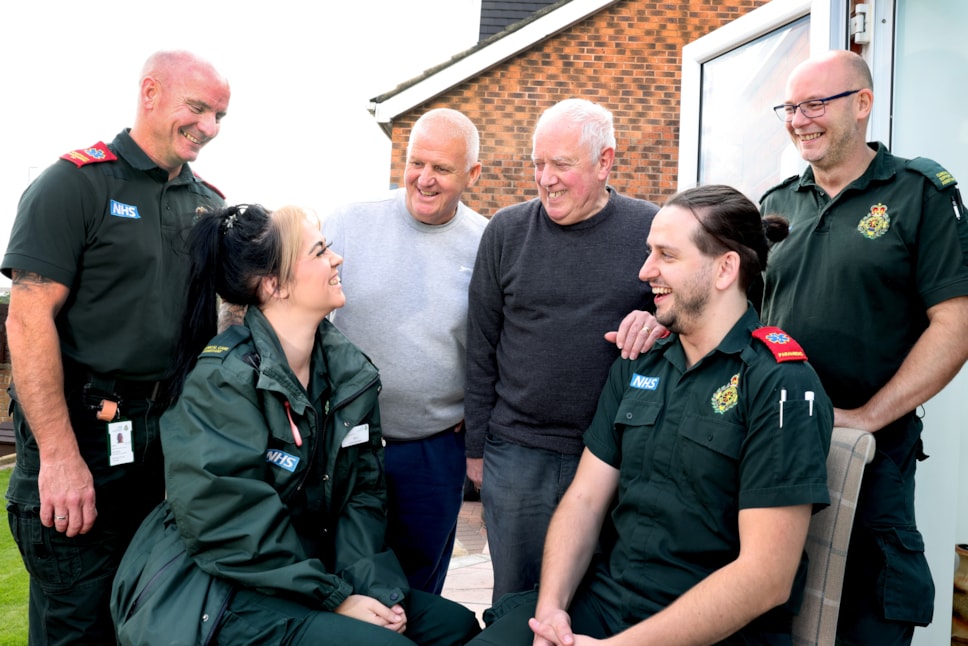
0;466;29;645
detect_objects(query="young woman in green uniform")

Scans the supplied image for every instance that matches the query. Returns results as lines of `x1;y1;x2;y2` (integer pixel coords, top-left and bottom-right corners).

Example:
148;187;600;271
111;204;480;645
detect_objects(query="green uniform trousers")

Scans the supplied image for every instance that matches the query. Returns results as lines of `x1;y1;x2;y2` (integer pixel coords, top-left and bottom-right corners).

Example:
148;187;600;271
215;587;481;645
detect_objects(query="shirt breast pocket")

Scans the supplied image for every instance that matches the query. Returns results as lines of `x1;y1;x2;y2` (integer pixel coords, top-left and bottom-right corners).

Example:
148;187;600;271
613;400;662;474
675;414;745;510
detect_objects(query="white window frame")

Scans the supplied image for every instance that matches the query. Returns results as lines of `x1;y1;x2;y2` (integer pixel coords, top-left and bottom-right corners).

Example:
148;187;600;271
677;0;846;190
864;0;896;144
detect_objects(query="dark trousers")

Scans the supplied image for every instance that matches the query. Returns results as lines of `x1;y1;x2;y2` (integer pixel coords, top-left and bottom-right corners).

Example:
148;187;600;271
467;588;614;645
6;395;166;646
7;507;135;646
385;426;467;594
468;582;792;646
216;587;481;645
836;430;933;645
480;435;579;604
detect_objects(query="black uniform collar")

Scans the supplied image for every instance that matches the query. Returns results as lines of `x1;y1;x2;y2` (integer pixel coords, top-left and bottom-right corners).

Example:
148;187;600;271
795;141;893;193
659;304;761;372
111;129;195;183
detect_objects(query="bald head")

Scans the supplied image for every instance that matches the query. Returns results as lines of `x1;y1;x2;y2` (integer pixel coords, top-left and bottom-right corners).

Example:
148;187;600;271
789;50;873;95
138;50;230;106
130;50;231;178
782;50;876;187
141;51;204;80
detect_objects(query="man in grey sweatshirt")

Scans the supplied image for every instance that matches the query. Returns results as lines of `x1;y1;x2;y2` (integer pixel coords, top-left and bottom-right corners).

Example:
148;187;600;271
324;108;486;595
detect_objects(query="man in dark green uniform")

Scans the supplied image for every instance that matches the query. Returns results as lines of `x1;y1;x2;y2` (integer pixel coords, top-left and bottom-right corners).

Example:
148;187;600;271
468;185;832;645
760;50;968;645
3;50;231;645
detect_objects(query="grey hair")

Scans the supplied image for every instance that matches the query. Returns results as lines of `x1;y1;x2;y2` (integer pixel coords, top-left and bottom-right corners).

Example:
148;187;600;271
407;108;480;172
533;98;616;159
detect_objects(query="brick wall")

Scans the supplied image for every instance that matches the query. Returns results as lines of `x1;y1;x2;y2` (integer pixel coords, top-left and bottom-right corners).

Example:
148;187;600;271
386;0;768;215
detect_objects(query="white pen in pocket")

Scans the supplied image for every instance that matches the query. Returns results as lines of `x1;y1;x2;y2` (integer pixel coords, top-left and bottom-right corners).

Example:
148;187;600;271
779;389;787;428
805;391;814;416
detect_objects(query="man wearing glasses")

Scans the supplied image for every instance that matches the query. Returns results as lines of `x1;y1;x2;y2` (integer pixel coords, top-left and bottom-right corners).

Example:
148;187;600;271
760;50;968;645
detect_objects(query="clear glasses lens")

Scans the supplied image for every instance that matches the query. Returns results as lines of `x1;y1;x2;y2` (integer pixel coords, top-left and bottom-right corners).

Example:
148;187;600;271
773;90;858;122
774;102;825;121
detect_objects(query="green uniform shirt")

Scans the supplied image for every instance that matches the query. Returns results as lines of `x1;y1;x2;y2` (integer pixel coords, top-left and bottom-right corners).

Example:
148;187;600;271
2;130;225;380
758;143;962;636
760;142;968;412
583;306;831;635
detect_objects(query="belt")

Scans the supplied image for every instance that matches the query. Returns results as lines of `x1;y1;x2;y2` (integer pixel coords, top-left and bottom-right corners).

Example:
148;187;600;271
93;378;166;401
65;361;169;404
384;422;463;444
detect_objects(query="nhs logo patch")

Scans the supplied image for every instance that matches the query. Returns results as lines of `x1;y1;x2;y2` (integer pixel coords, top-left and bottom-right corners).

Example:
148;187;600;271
630;374;660;390
109;200;141;219
266;449;300;472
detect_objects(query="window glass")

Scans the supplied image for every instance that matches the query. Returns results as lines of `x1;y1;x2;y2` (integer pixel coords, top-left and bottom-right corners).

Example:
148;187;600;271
698;16;809;201
891;4;968;645
892;0;966;178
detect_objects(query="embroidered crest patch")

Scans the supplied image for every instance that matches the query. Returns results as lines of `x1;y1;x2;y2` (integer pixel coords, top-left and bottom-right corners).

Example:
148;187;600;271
711;373;740;415
60;141;118;167
856;203;891;239
752;327;807;362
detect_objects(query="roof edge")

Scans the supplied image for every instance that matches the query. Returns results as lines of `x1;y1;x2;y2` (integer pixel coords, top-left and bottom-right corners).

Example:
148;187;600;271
368;0;622;126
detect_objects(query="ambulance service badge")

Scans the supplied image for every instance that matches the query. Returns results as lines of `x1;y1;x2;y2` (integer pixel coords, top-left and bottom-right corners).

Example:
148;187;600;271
711;373;740;415
857;203;891;239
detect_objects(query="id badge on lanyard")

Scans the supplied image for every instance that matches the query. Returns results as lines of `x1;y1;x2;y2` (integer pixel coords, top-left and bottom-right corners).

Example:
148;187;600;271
107;419;134;466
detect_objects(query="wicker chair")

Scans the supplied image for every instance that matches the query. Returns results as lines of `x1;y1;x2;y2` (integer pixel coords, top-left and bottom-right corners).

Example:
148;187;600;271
791;426;876;645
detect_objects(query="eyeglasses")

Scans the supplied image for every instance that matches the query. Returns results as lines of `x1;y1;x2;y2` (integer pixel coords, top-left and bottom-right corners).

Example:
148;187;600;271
772;89;861;122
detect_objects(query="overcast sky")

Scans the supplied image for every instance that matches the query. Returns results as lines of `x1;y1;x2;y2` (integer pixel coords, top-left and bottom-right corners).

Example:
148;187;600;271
0;0;481;282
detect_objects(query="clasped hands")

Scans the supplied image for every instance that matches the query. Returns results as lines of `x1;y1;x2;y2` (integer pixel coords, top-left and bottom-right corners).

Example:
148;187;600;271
335;595;407;634
529;609;607;646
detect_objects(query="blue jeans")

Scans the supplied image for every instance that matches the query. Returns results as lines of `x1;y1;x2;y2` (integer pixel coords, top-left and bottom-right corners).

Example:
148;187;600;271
480;435;580;604
384;426;466;594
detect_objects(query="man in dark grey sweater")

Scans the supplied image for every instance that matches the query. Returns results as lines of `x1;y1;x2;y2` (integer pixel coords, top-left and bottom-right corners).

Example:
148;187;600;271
465;98;660;603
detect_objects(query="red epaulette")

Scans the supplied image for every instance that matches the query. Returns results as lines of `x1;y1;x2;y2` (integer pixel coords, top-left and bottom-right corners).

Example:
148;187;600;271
193;172;225;199
60;142;118;168
752;326;808;363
